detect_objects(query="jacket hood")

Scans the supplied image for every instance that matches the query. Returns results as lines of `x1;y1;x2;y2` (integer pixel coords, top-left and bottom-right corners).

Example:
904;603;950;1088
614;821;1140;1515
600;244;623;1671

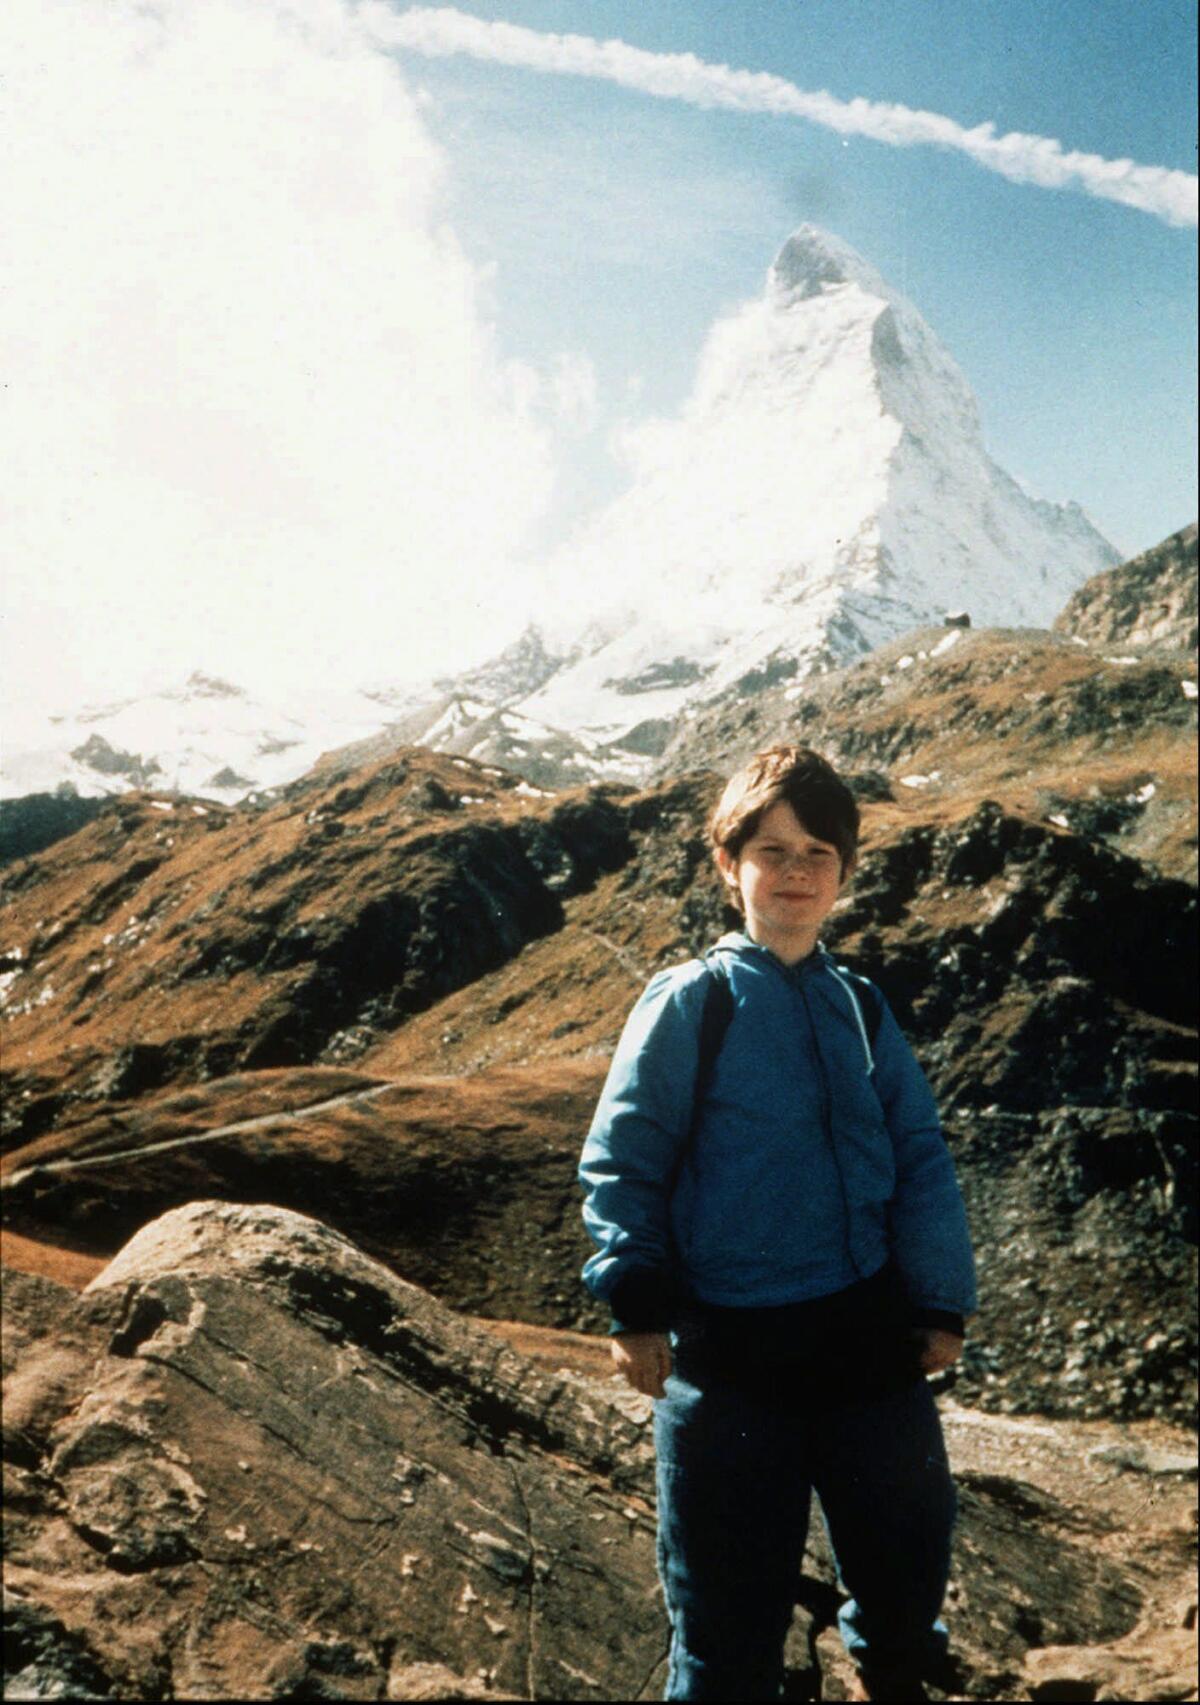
711;930;835;977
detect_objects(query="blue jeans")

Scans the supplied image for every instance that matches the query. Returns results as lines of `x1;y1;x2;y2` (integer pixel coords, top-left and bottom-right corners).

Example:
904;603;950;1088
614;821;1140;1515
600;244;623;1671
653;1366;955;1701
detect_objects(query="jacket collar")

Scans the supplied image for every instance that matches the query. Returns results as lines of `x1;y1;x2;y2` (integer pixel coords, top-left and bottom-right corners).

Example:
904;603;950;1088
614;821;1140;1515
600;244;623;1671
712;930;833;981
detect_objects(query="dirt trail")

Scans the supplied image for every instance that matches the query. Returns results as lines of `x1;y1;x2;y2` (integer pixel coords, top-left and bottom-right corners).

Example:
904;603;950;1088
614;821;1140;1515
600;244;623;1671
1;1081;395;1189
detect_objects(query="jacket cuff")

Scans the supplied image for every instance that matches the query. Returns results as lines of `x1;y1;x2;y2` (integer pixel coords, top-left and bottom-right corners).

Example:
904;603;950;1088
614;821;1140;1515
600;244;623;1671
910;1307;965;1337
608;1266;675;1335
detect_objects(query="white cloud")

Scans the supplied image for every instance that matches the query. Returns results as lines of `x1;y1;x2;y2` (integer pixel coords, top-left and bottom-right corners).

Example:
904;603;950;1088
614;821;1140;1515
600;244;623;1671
503;350;597;436
2;0;559;716
546;353;599;435
372;5;1198;229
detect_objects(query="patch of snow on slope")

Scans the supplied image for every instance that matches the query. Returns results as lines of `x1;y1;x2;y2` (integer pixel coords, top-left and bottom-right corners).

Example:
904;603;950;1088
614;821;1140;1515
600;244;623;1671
2;676;392;803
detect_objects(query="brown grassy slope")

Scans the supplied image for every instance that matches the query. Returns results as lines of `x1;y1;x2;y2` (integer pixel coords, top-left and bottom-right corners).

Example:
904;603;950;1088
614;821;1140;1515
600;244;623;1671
0;748;637;1146
2;727;1194;1179
3;1060;606;1330
660;625;1197;880
1;629;1196;1422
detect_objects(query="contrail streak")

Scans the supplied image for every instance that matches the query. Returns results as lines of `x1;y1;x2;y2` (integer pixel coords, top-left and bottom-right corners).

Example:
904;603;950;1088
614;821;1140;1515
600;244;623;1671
362;4;1197;230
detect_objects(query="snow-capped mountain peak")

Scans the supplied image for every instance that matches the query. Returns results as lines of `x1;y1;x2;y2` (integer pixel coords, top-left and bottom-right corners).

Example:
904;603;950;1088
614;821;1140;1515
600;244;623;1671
502;224;1118;746
5;227;1123;806
769;223;890;302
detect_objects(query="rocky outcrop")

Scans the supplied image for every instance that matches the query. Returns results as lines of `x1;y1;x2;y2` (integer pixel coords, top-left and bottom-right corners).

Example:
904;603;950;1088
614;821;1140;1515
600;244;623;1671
69;733;164;787
1054;521;1198;654
824;801;1197;1110
3;1202;663;1702
3;1201;1195;1702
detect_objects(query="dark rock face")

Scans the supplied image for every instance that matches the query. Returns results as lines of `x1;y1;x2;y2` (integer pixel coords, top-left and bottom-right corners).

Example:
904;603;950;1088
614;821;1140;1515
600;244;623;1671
938;1107;1196;1421
826;802;1197;1107
431;624;570;705
5;1590;118;1703
3;1203;1193;1703
1054;521;1198;654
605;658;713;695
70;733;163;784
205;765;254;790
821;803;1197;1423
0;791;107;867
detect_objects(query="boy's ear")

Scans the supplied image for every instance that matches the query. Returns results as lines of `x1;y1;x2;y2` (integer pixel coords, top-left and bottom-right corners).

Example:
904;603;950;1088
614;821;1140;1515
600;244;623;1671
713;846;740;893
838;854;857;890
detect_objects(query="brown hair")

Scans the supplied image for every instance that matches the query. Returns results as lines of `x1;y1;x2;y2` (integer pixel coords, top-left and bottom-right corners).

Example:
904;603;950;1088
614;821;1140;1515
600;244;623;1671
708;745;860;903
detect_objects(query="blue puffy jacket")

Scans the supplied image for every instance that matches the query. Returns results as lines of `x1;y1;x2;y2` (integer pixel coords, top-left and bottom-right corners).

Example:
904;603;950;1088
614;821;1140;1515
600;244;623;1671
579;931;976;1326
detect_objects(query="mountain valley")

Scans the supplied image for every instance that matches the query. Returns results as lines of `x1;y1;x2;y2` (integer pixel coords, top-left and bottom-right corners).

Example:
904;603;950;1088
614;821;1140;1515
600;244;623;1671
1;226;1195;1695
3;532;1195;1433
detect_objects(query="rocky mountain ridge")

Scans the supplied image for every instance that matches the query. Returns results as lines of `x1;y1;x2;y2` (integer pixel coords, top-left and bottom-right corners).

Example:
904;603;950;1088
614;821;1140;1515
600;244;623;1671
1;671;406;810
301;515;1194;801
1055;520;1198;654
255;525;1200;833
659;621;1198;877
1;669;1194;1421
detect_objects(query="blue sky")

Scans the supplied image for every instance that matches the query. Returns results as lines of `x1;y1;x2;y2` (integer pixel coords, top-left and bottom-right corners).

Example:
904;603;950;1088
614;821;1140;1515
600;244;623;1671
4;0;1195;717
393;0;1197;556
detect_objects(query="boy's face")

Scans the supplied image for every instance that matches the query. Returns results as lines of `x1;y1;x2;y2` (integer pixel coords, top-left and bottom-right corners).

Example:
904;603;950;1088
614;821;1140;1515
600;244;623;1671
715;799;851;963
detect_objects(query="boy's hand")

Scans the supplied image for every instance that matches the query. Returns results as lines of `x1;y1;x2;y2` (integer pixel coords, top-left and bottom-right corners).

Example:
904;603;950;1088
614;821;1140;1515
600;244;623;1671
612;1331;672;1398
913;1328;964;1374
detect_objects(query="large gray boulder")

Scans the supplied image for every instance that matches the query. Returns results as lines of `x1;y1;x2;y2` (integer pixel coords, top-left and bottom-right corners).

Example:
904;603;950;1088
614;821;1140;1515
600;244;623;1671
3;1201;662;1701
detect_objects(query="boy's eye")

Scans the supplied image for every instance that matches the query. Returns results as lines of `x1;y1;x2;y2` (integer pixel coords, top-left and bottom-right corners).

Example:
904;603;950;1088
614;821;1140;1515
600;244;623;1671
757;844;834;866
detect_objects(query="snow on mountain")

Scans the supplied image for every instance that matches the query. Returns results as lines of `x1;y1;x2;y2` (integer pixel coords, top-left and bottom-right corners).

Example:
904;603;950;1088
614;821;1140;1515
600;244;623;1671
429;625;572;707
307;687;647;795
1;673;395;804
7;227;1123;806
495;225;1120;749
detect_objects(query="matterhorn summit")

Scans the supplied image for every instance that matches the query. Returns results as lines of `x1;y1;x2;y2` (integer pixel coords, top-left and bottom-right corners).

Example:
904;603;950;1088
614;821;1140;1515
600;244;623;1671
471;225;1119;762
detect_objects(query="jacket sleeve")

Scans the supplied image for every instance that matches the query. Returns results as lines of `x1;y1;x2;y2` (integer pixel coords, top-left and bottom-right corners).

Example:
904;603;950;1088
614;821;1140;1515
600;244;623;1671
578;964;707;1332
871;992;977;1320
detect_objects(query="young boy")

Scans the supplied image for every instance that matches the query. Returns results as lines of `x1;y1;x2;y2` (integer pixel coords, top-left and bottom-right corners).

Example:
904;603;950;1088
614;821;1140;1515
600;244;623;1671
579;746;976;1703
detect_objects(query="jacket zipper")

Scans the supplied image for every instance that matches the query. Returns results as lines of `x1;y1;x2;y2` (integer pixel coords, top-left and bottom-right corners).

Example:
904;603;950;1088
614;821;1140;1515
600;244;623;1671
797;973;861;1280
